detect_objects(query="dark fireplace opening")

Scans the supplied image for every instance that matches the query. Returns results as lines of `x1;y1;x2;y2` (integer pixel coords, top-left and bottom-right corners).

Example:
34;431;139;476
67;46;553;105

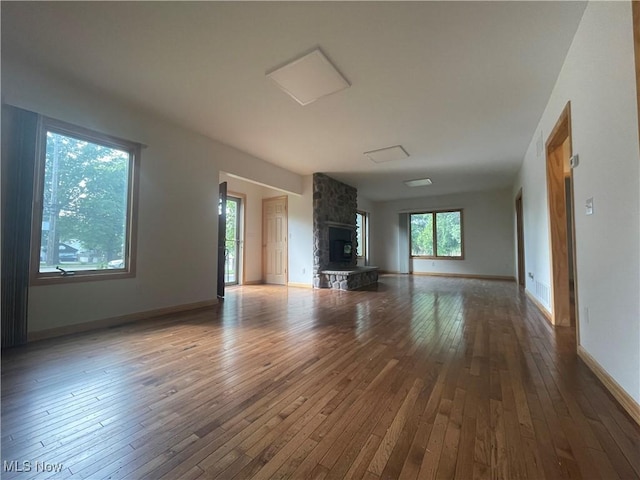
330;240;353;262
328;226;354;265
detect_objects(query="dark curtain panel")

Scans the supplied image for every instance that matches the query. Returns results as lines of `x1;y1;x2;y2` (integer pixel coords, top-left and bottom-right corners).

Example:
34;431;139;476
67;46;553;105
1;105;38;348
398;213;410;274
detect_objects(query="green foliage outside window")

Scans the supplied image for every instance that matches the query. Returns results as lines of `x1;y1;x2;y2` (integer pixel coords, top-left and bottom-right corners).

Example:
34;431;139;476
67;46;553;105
356;211;366;258
435;211;462;256
40;131;129;270
410;213;433;256
224;198;239;283
410;210;462;258
225;199;238;258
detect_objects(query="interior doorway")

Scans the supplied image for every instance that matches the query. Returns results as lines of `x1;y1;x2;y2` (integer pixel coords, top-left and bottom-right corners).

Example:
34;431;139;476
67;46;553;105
263;196;287;285
515;189;525;287
545;102;578;327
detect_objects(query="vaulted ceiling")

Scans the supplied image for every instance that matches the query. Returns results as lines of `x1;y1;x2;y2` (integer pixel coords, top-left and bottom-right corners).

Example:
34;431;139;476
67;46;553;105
2;1;587;201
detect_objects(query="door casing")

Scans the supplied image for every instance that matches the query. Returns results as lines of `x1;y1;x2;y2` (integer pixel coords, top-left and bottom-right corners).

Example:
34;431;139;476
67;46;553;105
545;102;579;330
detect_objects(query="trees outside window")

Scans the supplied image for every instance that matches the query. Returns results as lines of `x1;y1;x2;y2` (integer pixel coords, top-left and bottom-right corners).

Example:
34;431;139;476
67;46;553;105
356;211;368;259
224;196;241;285
410;210;463;258
32;117;140;282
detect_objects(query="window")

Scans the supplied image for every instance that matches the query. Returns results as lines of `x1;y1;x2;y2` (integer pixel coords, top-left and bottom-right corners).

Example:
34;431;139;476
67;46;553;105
356;210;368;259
410;210;463;259
32;117;140;283
224;195;243;286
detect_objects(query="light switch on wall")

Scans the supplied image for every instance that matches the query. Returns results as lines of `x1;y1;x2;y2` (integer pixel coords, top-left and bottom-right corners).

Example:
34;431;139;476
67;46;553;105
585;197;593;215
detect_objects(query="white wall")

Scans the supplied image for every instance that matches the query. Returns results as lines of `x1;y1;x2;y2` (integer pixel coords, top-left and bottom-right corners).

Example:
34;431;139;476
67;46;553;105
371;189;515;277
3;58;303;332
514;2;640;403
287;175;314;286
357;195;375;213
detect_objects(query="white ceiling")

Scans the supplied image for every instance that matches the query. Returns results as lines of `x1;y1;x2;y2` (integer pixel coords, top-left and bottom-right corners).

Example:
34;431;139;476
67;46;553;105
2;1;586;202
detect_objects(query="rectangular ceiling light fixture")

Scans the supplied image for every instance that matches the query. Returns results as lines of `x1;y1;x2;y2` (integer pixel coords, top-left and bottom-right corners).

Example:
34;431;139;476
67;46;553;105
364;145;410;163
267;48;350;106
404;178;433;187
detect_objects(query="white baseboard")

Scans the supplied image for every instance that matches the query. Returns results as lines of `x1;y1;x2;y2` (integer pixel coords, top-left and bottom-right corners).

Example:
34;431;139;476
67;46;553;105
412;272;516;282
28;299;218;342
577;345;640;427
525;289;553;324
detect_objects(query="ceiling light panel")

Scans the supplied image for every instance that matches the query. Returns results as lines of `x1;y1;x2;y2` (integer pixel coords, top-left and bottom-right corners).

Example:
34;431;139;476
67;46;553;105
267;48;350;106
404;178;433;187
364;145;410;163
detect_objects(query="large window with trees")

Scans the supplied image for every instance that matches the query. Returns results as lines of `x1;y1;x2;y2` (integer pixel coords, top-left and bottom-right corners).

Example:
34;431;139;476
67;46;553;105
32;117;140;282
410;209;463;258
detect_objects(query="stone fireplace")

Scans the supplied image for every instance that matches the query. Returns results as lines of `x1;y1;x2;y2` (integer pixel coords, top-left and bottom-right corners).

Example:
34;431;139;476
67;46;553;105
312;173;378;290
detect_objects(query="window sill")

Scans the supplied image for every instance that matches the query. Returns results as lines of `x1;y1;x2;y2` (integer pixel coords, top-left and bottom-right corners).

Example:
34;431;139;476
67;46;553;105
411;256;465;261
31;270;135;286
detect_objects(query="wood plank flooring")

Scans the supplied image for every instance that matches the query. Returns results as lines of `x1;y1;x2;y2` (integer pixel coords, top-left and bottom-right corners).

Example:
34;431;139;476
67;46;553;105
2;275;639;479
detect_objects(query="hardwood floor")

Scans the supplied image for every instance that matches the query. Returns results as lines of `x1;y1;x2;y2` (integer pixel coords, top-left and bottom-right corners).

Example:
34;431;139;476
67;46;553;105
2;275;639;479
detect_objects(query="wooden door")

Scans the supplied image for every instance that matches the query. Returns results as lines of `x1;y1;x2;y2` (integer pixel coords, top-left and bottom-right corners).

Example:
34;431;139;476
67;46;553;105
263;196;287;285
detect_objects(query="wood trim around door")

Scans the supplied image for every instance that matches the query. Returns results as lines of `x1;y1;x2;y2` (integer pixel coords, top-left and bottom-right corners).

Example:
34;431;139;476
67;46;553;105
545;102;573;327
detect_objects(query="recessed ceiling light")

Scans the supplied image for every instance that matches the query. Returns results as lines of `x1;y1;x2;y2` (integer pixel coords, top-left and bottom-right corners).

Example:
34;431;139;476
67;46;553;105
267;48;350;106
404;178;433;187
364;145;410;163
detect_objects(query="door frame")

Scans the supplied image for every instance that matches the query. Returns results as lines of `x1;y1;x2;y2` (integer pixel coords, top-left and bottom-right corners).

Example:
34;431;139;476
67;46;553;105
545;102;579;330
225;192;245;286
262;195;288;285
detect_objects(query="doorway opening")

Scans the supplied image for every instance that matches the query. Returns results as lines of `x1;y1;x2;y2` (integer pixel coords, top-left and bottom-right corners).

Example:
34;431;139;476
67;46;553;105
545;102;578;327
515;189;525;288
224;195;243;286
217;182;227;298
